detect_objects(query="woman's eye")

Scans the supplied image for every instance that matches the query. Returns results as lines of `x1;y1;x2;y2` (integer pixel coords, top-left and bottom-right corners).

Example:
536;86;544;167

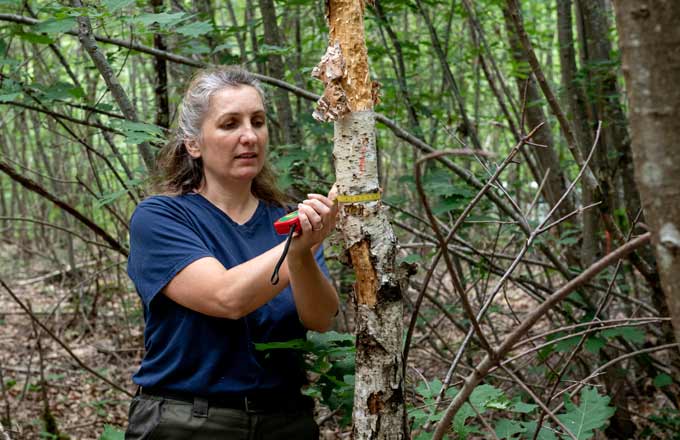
253;119;266;128
222;121;237;129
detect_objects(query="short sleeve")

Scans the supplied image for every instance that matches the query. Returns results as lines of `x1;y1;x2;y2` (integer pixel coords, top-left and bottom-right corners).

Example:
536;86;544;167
315;244;331;279
127;198;213;306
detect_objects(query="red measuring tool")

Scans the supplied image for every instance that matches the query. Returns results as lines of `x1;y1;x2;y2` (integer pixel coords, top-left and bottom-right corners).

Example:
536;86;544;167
271;210;300;285
273;211;300;235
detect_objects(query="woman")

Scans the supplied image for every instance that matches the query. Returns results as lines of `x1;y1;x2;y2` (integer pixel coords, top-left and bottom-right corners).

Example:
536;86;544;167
125;66;339;439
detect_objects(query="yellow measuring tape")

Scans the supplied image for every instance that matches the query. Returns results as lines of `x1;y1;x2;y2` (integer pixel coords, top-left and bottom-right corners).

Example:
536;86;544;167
336;192;381;203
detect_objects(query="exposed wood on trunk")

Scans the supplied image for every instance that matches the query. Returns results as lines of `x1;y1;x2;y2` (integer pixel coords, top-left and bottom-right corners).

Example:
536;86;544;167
314;1;407;438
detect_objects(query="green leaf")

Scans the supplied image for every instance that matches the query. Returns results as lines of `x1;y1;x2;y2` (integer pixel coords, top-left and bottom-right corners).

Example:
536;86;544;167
17;32;55;44
96;189;129;207
584;336;606;354
469;384;506;410
176;21;214;37
33;17;77;34
400;254;422;264
522;421;558;440
554;335;581;353
557;387;616;439
99;425;124;440
511;400;538;414
307;331;354;346
0;92;20;102
111;120;165;145
213;42;238;53
653;373;673;388
448;384;507;436
131;12;187;27
40;82;85;101
432;197;463;215
253;338;311;351
415;378;443;400
259;44;292;56
103;0;136;11
495;419;526;439
600;326;645;344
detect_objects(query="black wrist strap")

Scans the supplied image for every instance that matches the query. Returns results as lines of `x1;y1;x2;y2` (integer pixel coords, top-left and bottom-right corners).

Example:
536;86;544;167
271;224;297;285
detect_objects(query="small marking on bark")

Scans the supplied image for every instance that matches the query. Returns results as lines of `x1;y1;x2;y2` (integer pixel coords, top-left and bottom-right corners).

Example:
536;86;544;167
359;138;368;173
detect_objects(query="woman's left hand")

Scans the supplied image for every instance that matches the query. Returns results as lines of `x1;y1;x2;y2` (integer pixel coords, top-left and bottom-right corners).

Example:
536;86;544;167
289;186;338;256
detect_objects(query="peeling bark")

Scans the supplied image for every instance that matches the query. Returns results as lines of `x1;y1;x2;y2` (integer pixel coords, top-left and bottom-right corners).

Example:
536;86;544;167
314;1;407;438
332;111;406;439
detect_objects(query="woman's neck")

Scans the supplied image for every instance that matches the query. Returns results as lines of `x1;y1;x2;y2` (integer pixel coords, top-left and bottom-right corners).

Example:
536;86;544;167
197;180;258;225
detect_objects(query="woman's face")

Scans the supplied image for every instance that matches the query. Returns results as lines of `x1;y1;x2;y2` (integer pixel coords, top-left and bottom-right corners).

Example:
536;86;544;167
188;85;268;186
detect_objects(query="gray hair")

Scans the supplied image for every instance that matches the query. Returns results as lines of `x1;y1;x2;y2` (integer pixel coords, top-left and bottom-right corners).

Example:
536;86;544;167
178;66;266;143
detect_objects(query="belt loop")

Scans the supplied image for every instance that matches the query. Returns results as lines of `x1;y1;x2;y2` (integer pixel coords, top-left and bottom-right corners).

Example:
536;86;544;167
192;397;209;418
244;396;251;413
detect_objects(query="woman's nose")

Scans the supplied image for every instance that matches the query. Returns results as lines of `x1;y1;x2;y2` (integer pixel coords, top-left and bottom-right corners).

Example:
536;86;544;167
239;125;257;144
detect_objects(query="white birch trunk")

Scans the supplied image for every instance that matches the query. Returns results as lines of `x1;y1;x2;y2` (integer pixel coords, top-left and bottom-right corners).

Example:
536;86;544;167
312;1;408;437
334;111;405;439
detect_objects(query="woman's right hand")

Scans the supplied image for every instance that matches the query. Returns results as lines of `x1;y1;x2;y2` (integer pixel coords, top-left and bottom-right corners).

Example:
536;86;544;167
288;186;338;257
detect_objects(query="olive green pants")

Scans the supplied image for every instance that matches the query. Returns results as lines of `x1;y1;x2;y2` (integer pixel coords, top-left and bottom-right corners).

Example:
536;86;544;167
125;394;319;440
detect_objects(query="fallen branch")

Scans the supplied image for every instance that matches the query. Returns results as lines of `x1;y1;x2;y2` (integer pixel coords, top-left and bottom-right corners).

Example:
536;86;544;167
0;278;134;398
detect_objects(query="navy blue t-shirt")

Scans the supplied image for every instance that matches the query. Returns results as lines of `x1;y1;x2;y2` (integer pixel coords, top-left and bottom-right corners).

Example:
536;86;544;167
127;193;329;396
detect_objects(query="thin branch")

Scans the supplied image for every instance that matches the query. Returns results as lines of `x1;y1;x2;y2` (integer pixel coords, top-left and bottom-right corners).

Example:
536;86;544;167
432;232;651;439
0;160;128;256
71;0;155;170
501;365;577;440
0;278;133;397
415;150;496;357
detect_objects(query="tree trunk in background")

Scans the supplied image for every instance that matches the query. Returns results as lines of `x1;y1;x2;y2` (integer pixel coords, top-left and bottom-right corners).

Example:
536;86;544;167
258;0;301;146
152;0;170;130
613;1;680;358
502;8;576;226
313;1;407;438
193;0;217;60
556;0;598;265
578;0;640;225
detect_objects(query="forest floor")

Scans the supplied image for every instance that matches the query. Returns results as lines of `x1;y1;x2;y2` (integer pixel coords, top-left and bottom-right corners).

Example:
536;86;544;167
3;243;675;439
0;245;347;440
0;250;139;439
0;243;561;440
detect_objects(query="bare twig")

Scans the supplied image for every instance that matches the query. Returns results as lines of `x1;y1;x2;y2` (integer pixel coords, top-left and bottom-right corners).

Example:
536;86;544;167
71;0;155;170
552;343;680;413
432;232;651;439
0;278;134;397
415;150;497;357
501;365;577;440
0;161;127;256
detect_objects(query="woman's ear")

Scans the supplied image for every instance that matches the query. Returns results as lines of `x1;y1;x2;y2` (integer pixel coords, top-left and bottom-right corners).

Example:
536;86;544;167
185;139;202;158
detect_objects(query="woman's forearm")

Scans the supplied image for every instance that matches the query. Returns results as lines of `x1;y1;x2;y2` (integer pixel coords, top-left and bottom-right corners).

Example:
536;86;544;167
287;249;339;332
